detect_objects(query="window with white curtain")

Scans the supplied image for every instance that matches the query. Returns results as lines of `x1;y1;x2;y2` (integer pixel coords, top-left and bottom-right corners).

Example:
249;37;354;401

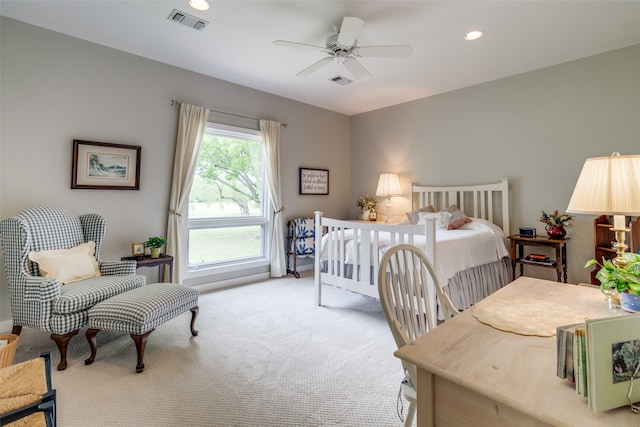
187;123;269;272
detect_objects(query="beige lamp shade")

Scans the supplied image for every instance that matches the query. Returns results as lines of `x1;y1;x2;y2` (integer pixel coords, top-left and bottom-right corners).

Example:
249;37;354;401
566;153;640;215
376;173;402;197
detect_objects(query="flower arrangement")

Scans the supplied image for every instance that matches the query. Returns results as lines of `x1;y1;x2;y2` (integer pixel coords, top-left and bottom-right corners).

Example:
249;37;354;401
355;194;378;211
539;210;574;228
585;253;640;295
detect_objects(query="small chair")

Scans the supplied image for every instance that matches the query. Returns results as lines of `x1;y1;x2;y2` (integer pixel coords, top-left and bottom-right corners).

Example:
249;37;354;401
0;207;146;370
378;244;459;427
286;217;315;278
0;351;56;427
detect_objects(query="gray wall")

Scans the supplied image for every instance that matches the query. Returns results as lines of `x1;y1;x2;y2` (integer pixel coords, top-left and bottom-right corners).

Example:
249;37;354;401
0;17;351;323
2;16;639;324
351;43;640;284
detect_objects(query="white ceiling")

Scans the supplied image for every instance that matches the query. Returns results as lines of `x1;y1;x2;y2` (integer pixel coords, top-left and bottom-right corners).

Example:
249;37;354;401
2;1;640;116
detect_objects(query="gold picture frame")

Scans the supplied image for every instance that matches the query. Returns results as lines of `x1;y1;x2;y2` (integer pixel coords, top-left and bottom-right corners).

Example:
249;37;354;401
131;242;145;256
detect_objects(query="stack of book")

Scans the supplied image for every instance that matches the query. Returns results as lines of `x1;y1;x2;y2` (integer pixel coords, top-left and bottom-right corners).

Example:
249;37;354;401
557;314;640;412
522;253;556;266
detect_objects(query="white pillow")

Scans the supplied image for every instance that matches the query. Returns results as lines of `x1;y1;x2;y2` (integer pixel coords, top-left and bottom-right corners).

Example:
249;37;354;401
28;241;101;284
417;211;451;229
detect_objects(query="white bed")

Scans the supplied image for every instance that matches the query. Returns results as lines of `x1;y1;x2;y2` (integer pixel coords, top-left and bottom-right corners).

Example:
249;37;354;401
313;179;511;312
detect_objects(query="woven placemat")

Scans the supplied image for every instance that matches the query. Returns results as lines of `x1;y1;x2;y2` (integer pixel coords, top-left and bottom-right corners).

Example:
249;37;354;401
471;296;587;336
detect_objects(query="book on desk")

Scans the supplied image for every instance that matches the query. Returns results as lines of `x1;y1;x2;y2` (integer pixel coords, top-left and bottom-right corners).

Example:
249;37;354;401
557;313;640;412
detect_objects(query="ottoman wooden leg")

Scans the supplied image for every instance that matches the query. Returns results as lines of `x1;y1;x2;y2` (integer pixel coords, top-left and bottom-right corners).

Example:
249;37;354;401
190;306;199;336
84;328;100;365
131;330;153;373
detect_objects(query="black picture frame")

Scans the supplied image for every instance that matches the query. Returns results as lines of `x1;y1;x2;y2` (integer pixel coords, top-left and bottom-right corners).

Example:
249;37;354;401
299;168;329;195
71;139;141;190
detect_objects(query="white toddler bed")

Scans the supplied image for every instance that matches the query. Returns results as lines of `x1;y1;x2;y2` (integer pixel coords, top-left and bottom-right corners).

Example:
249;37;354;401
313;179;511;312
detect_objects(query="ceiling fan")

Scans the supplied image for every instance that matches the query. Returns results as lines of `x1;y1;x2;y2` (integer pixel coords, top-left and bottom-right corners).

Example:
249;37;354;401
273;16;412;81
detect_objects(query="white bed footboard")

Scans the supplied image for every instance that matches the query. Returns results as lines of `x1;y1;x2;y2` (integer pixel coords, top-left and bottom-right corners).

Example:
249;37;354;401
313;211;436;306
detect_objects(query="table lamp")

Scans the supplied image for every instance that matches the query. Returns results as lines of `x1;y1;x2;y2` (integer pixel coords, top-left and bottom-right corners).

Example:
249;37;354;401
566;152;640;268
376;173;402;224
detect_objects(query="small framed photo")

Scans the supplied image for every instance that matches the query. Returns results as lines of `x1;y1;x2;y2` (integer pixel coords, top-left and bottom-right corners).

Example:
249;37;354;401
72;139;141;190
299;167;329;195
131;242;145;256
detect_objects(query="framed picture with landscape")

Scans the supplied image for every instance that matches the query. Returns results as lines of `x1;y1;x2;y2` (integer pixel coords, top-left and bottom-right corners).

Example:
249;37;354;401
71;139;141;190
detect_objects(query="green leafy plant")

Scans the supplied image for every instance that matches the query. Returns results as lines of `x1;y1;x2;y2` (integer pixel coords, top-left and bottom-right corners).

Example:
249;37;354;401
355;194;378;210
539;210;574;227
585;253;640;295
145;236;167;249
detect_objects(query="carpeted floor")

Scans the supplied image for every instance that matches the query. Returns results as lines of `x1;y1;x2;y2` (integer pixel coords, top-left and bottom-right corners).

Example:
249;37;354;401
11;271;411;426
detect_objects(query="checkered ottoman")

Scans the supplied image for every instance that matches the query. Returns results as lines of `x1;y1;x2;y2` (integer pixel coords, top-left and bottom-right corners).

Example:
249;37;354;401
84;283;199;373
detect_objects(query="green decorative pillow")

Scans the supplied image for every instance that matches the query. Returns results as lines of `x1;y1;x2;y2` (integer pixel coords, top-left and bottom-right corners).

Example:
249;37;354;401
405;205;435;224
28;241;101;284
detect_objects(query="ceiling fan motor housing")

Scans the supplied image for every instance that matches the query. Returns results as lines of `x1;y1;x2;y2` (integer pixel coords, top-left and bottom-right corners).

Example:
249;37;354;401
326;34;355;55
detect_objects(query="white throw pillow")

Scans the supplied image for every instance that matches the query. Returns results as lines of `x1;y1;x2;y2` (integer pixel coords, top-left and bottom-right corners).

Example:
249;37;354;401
28;241;101;284
417;211;451;229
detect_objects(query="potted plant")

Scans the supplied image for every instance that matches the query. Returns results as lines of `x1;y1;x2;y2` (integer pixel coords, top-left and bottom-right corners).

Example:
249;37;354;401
539;210;573;239
585;253;640;311
355;194;378;220
145;236;167;259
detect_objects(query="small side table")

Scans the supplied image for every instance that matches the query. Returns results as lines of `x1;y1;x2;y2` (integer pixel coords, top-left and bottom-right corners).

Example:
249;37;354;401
509;235;569;283
121;254;174;283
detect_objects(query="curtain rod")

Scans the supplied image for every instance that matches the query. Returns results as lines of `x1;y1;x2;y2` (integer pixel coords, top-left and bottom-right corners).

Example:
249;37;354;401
170;100;288;128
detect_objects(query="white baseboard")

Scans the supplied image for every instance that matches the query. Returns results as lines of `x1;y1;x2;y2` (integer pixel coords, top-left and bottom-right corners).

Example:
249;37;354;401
193;272;270;294
0;319;13;334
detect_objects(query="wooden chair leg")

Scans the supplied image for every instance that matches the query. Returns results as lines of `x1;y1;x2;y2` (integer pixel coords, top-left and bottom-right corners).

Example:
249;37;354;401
50;330;79;370
84;328;100;365
190;306;199;336
130;330;153;373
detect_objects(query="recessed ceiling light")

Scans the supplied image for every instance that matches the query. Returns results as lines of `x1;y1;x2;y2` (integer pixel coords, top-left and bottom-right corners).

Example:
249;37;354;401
464;30;485;41
188;0;210;11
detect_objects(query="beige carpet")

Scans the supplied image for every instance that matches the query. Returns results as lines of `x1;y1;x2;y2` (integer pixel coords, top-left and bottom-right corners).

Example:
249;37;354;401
12;271;410;426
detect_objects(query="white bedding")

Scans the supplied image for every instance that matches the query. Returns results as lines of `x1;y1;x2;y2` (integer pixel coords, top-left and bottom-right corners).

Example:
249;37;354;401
320;218;509;283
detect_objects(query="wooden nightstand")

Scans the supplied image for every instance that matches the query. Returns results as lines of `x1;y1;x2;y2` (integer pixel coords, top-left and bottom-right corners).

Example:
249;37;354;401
509;235;569;283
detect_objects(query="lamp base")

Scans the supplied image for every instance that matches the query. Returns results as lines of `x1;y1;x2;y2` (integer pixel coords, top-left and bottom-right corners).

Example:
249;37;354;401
385;198;392;224
612;227;629;268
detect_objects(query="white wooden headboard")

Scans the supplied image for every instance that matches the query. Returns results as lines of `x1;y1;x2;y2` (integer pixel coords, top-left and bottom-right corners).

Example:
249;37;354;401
410;178;510;235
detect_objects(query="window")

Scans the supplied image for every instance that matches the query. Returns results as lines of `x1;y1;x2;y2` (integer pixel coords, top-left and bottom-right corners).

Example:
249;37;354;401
187;123;268;271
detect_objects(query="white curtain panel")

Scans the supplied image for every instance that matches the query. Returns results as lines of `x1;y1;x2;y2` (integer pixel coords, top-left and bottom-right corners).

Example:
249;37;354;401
166;103;209;283
260;120;286;277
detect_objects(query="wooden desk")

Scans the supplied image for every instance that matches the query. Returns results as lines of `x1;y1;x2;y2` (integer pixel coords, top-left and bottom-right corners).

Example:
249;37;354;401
121;254;173;283
394;277;635;427
509;235;569;282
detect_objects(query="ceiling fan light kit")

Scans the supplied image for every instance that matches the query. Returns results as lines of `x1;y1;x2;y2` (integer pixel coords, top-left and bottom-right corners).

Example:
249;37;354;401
274;16;412;82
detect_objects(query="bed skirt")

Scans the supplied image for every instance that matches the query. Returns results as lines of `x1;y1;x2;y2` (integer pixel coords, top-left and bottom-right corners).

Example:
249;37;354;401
319;257;511;312
442;257;511;311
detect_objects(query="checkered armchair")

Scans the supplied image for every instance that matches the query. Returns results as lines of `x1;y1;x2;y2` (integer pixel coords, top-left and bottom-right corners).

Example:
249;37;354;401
0;206;146;370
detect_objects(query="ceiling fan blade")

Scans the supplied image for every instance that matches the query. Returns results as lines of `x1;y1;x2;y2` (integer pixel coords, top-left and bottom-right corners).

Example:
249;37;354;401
296;57;333;77
354;45;413;57
342;57;372;81
273;40;327;52
337;16;364;47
